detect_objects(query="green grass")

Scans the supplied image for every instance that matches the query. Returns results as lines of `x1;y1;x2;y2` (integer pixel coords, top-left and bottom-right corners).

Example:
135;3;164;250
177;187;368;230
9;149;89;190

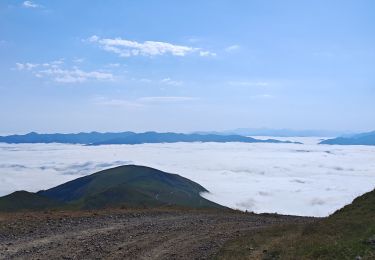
215;189;375;260
0;191;62;211
0;165;224;211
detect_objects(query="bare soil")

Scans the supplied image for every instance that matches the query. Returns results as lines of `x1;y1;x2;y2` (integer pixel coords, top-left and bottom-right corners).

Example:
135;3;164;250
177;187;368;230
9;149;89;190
0;209;312;259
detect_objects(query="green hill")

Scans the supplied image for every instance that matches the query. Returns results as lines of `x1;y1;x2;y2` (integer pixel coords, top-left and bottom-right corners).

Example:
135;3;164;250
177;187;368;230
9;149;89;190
0;191;62;211
216;189;375;259
0;165;223;211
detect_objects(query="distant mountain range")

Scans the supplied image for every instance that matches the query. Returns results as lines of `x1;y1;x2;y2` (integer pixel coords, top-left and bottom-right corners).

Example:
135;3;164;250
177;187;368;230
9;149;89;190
0;131;299;145
0;131;135;144
0;165;224;211
195;128;353;137
320;131;375;146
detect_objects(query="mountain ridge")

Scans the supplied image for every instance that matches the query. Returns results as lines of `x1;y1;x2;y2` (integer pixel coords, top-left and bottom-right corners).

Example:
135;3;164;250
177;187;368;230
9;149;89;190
0;131;300;145
320;130;375;145
195;128;353;137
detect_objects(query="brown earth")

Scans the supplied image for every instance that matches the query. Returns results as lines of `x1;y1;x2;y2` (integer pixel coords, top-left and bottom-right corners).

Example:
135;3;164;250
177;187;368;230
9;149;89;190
0;209;312;259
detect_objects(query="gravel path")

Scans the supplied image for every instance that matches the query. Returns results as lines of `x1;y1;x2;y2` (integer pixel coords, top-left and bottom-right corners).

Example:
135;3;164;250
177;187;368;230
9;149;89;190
0;209;311;259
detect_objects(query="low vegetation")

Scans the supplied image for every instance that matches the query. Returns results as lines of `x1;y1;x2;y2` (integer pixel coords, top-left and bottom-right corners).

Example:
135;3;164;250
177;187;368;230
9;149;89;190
215;190;375;260
215;189;375;259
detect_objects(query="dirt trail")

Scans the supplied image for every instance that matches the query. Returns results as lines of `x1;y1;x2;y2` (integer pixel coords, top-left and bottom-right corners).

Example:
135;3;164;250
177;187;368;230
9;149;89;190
0;209;312;259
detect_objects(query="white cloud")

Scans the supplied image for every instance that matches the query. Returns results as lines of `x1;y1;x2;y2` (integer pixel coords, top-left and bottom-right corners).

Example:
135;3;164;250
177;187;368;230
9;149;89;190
225;45;240;52
160;78;183;86
22;1;41;8
199;51;217;57
88;35;215;58
15;62;39;70
88;35;99;42
1;139;375;217
16;61;113;83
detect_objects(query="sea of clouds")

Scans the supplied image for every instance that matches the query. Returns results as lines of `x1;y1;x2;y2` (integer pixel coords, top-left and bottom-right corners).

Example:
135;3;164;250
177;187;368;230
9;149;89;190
0;137;374;217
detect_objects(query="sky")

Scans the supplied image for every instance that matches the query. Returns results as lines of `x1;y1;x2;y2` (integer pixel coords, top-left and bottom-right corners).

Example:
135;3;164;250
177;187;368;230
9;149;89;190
0;0;374;134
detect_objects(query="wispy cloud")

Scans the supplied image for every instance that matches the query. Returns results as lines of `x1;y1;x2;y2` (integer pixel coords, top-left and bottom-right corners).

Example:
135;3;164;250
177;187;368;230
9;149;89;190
73;58;84;63
139;78;152;83
106;63;121;68
131;77;183;86
94;97;144;108
228;81;269;87
187;37;201;43
95;96;198;107
225;45;240;52
199;51;217;57
15;62;38;70
38;68;114;83
250;94;274;99
138;96;198;102
88;35;216;58
161;78;183;86
15;60;114;83
22;1;41;8
312;51;334;58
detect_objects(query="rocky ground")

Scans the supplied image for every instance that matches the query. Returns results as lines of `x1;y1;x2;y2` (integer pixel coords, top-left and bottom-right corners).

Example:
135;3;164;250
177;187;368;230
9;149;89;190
0;209;312;259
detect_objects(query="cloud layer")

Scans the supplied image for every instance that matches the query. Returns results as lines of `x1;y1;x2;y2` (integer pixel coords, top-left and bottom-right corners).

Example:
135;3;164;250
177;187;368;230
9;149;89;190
0;138;374;217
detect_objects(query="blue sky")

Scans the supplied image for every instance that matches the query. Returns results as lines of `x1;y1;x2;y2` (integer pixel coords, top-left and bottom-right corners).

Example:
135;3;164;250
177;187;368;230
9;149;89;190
0;0;374;134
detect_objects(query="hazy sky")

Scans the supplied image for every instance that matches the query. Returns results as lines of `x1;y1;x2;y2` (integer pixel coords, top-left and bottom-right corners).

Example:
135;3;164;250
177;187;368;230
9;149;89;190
1;0;374;134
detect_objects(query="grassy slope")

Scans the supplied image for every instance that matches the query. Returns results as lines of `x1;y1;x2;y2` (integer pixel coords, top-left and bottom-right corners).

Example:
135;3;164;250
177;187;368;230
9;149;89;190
0;191;62;211
37;165;224;210
215;189;375;260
